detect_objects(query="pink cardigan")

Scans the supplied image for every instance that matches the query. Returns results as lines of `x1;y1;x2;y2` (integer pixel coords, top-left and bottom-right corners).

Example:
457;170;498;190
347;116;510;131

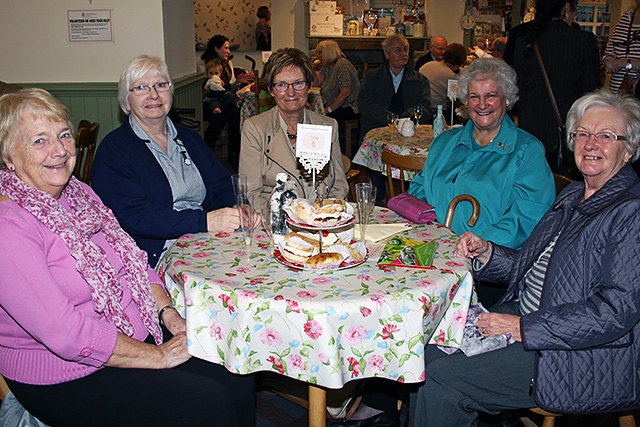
0;194;161;385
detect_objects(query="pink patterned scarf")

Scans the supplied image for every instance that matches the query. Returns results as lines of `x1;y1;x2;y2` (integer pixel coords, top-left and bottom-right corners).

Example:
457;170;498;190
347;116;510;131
0;169;162;344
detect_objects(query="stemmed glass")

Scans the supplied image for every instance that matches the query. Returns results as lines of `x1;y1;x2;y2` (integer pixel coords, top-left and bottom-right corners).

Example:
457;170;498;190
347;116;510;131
355;183;377;244
255;197;273;248
412;106;424;124
387;113;399;138
236;194;254;253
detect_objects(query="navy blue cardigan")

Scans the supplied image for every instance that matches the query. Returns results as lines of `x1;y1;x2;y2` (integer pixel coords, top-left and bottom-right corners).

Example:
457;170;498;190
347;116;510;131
91;119;234;268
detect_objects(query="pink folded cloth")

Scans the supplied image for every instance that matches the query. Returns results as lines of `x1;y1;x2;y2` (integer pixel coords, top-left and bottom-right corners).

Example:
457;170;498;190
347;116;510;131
387;192;436;224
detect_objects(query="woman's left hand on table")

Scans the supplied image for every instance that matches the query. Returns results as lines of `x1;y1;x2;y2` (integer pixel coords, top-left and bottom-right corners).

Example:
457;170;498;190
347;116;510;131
476;312;522;342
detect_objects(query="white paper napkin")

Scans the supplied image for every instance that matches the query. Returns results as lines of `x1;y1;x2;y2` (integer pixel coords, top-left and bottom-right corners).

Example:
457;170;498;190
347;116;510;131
354;223;412;243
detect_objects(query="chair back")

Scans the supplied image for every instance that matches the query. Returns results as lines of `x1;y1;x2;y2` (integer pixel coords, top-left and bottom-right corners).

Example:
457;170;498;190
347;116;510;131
444;194;480;229
553;173;574;197
381;150;427;199
254;77;275;114
73;120;99;184
0;374;10;400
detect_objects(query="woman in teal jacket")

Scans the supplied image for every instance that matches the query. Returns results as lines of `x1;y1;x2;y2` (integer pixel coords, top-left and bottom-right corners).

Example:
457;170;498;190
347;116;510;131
408;58;555;250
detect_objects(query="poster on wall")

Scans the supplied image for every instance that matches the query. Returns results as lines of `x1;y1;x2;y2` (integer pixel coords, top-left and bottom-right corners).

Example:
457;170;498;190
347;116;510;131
67;9;113;43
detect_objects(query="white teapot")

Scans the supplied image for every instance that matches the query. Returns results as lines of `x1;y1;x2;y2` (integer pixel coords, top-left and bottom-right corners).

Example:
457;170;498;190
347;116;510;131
398;117;415;137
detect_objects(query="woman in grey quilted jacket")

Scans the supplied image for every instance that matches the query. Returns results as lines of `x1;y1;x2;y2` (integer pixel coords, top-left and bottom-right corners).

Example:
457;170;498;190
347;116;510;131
410;89;640;426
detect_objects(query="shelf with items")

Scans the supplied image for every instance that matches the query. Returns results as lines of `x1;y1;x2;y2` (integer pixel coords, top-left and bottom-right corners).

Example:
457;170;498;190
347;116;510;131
576;3;610;37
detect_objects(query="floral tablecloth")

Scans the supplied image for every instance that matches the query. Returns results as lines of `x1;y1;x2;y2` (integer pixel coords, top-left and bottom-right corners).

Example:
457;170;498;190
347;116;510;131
238;86;325;131
352;125;433;181
160;208;473;389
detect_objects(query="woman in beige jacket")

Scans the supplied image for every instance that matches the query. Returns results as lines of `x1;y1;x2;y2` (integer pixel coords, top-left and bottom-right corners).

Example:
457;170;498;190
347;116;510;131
239;48;348;205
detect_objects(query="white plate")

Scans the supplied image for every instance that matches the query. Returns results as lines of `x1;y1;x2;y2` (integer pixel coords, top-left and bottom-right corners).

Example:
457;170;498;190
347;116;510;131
273;246;368;271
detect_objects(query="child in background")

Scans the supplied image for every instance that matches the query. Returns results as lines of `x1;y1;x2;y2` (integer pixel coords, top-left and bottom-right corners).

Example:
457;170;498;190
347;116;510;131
203;59;241;114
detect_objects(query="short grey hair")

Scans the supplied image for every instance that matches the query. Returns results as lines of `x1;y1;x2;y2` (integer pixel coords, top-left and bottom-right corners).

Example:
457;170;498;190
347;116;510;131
457;58;519;110
566;89;640;162
382;34;409;53
118;55;174;114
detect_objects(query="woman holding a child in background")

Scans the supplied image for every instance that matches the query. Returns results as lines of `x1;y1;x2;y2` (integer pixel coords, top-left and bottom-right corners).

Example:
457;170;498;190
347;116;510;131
201;34;254;169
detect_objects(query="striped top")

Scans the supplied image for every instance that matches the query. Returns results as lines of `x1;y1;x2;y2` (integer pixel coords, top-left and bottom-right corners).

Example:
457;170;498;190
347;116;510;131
519;233;560;315
604;10;640;93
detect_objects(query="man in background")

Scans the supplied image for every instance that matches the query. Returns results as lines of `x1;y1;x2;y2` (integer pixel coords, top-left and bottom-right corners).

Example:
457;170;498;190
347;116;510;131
414;35;447;70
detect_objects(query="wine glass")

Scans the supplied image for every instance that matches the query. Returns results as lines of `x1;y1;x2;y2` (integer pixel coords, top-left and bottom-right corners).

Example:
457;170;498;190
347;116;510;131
387;113;399;138
254;197;273;248
355;183;377;244
412;105;424;124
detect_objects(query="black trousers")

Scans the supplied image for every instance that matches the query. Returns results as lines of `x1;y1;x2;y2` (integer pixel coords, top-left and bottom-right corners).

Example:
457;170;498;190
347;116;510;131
203;102;241;167
7;330;256;427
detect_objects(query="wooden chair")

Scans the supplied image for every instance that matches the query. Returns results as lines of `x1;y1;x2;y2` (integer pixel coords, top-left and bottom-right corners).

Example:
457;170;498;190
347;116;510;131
73;120;99;184
553;173;575;197
0;374;10;401
253;77;275;114
381;150;427;199
344;118;359;158
342;154;368;202
520;408;635;427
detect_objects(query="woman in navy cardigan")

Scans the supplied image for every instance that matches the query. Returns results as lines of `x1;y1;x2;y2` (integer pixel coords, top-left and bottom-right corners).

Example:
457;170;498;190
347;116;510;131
92;55;239;268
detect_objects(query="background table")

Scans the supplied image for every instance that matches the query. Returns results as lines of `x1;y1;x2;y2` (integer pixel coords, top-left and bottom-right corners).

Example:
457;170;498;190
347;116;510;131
238;86;325;131
352;125;433;180
160;208;473;426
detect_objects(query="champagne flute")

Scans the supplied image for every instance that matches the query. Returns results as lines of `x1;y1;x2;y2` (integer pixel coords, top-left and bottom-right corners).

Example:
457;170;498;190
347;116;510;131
236;194;254;252
255;197;273;248
387;113;399;138
231;174;247;200
355;183;377;244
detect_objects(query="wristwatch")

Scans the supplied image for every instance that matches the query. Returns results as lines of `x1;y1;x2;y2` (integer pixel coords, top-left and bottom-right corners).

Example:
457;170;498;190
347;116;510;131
626;62;633;71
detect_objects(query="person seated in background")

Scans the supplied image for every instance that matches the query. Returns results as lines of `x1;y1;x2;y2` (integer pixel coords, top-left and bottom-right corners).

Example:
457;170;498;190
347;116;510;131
411;89;640;427
409;58;554;251
0;88;255;426
239;48;349;205
359;34;432;202
203;59;241;115
312;39;361;154
419;43;468;119
255;5;271;51
490;37;508;59
414;35;448;71
469;35;492;58
92;55;247;269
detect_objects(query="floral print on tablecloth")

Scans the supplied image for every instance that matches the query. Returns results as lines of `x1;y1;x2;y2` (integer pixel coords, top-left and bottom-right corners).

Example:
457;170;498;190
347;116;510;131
352;125;433;181
160;208;474;389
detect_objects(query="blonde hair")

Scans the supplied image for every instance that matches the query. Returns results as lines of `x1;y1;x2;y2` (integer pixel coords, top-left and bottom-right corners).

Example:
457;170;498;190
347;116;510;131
316;40;345;66
118;55;173;114
0;88;73;168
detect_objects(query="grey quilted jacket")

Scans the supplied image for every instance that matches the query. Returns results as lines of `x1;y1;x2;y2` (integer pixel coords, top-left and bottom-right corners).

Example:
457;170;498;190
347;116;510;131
478;164;640;414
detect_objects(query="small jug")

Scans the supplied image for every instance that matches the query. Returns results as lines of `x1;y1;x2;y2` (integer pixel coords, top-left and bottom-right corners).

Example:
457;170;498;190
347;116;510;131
398;117;415;137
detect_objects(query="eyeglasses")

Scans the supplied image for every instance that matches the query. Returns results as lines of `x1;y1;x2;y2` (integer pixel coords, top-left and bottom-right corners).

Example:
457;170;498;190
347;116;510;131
272;80;308;93
570;130;627;143
129;81;172;95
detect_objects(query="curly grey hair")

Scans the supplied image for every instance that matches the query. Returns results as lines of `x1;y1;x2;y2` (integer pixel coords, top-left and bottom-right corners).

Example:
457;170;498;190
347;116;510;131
457;58;519;110
565;89;640;162
117;55;174;115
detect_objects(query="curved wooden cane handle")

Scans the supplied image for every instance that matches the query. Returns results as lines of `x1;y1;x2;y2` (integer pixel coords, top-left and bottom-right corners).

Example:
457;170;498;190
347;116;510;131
444;194;480;229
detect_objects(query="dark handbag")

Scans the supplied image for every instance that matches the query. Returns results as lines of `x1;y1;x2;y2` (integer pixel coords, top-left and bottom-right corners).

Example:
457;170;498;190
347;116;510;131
533;42;571;170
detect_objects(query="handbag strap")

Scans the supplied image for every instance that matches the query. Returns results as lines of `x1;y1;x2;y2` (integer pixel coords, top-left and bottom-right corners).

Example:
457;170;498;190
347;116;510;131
533;42;563;128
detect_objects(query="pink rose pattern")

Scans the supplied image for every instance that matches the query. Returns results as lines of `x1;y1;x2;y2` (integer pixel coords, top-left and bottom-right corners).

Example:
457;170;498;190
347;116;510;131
161;212;474;388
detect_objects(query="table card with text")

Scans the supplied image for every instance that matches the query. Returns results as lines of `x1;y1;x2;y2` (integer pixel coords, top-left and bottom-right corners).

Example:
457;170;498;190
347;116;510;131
296;124;332;187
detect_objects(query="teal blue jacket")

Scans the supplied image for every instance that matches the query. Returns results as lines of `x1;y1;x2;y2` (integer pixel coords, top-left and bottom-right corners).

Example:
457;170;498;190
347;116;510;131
408;116;555;249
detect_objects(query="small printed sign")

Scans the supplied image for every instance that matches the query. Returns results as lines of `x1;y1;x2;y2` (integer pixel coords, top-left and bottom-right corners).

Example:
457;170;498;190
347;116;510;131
68;9;113;43
447;79;459;101
296;124;332;174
